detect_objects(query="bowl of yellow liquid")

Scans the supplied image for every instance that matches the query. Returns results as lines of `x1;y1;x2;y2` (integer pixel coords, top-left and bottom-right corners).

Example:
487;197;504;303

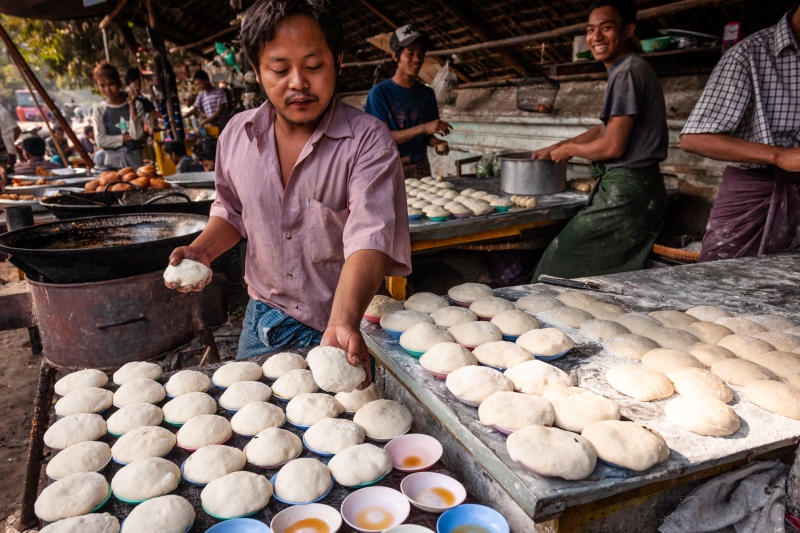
384;434;443;473
436;504;510;533
341;486;411;533
400;472;467;513
270;503;342;533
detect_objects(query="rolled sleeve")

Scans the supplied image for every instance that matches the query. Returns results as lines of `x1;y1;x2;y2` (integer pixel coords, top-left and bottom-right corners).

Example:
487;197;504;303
600;70;640;123
209;133;248;238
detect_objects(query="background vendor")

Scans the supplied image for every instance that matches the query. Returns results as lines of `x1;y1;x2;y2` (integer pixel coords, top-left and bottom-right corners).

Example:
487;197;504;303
531;0;668;280
364;25;450;178
680;5;800;262
165;0;411;385
186;71;230;131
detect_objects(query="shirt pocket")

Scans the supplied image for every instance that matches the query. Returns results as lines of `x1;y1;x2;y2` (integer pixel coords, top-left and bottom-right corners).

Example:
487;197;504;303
306;198;349;263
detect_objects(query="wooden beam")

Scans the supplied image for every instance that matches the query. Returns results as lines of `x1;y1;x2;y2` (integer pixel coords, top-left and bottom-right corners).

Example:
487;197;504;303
168;23;240;53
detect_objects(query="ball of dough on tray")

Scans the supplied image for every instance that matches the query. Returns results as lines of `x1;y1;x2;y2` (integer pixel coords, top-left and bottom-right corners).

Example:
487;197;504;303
246;428;302;467
448;282;493;304
380;310;434;333
718;334;776;359
473;341;534;369
543;307;594;328
422;205;440;215
607;334;659;360
272;369;319;399
685;305;733;322
430;306;478;328
613;313;663;336
34;472;109;522
712;358;778;386
581;420;669;471
641;348;705;373
543;385;621;432
111;457;180;502
353;399;413;440
219;380;272;411
463;198;493;216
753;332;800;352
680;322;734;344
55;387;113;417
746;351;800;378
163;259;211;288
412;199;431;209
305;418;365;454
605;365;674;401
400;323;455;353
275;458;332;503
444;201;471;215
286;392;344;426
664;366;733;403
55;369;108;397
111;426;175;464
46;441;111;480
419;342;478;375
113;361;162;385
184;444;246;484
446;366;513;404
504;360;573;395
262;352;307;380
460;188;476;195
665;395;740;436
328;443;392;487
641;326;699;350
365;295;404;318
507;425;596;480
212;361;263;388
113;378;166;407
404;292;449;313
649;310;699;329
745;380;800;420
745;314;799;332
230;402;285;436
684;342;736;367
490;310;540;336
307;346;366;393
431;197;450;207
714;317;767;336
39;513;119;533
471;190;488;199
448;321;503;347
579;319;630;343
555;292;598;310
201;471;272;518
515;294;564;313
44;413;106;450
478;391;554;430
106;403;163;436
164;370;211;397
516;328;574;356
178;414;231;449
334;383;385;412
584;301;627;321
469;296;516;318
440;190;459;199
162;392;217;424
490;198;513;208
121;495;195;533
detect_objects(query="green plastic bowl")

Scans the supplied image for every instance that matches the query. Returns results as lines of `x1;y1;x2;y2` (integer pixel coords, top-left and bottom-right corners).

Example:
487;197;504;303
641;36;671;53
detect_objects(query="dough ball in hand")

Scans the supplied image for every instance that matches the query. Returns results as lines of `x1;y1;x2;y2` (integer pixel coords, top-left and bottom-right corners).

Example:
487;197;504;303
306;346;366;393
163;259;212;287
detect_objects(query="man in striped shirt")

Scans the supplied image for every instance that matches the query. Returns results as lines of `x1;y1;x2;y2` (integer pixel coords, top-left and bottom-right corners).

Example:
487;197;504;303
187;71;230;130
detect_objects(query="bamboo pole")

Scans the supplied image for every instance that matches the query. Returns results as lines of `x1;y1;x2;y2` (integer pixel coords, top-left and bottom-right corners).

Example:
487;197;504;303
18;71;69;167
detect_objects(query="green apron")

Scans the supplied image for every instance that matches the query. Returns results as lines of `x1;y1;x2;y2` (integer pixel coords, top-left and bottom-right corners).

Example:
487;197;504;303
533;163;668;281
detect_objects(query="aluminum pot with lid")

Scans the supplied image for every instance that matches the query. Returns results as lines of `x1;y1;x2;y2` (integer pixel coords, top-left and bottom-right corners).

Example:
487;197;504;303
499;152;567;195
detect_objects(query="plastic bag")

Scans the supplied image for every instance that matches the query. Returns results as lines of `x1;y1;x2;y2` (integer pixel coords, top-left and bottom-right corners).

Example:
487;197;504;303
476;154;499;178
432;61;458;106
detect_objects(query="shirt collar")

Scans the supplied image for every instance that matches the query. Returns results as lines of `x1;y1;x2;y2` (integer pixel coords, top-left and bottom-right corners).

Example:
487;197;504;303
245;94;353;143
773;12;798;57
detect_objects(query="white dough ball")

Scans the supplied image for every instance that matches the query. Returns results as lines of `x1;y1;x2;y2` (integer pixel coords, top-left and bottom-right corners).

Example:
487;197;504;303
163;259;212;287
665;395;740;436
274;459;331;503
404;292;448;313
400;322;455;353
445;365;513;403
55;369;108;397
507;425;596;480
230;401;285;436
306;346;366;393
430;306;478;328
478;391;554;430
327;443;392;487
543;385;620;433
581;420;669;471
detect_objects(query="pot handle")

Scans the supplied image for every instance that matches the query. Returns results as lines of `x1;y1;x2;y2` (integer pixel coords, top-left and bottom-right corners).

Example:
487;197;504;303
456;156;482;177
142;193;191;205
96;314;146;330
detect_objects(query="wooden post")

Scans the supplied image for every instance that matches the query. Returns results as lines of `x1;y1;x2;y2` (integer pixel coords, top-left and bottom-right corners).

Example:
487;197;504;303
145;0;181;140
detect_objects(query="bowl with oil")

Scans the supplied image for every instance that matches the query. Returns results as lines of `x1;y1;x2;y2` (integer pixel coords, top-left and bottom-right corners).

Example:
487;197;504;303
400;472;467;513
270;503;342;533
384;434;443;473
341;486;410;533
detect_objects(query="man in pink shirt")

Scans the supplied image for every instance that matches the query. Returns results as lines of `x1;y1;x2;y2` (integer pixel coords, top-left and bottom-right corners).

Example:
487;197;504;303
165;0;411;385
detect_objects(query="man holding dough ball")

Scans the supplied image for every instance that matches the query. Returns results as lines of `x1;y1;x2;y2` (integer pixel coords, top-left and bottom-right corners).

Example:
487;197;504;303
164;0;411;385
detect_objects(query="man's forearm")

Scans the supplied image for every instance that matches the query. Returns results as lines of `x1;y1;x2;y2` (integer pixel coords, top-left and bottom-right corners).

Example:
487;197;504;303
569;124;604;146
189;216;243;262
390;125;426;146
680;133;781;166
328;250;389;328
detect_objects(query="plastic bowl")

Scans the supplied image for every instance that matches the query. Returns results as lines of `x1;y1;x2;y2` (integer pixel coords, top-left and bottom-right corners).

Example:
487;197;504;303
384;434;443;473
210;378;228;391
163;383;212;399
428;216;450;222
453;394;481;408
271;503;342;533
121;519;193;533
366;426;410;444
206;519;270;533
642;35;672;53
180;459;208;487
91;485;113;512
386;527;435;533
302;433;335;457
501;334;520;342
244;443;302;470
450;299;471;308
400;472;467;513
383;327;404;339
493;206;511;212
493;426;515;436
437;504;510;533
336;472;388;489
202;503;262;521
340;486;411;533
175;431;231;452
408;214;423;220
419;363;449;380
270;473;333;505
399;344;426;358
363;314;382;324
452;213;470;219
534;349;570;362
286;419;313;430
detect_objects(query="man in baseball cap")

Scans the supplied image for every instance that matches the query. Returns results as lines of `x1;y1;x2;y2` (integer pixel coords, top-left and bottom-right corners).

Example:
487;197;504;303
365;25;451;177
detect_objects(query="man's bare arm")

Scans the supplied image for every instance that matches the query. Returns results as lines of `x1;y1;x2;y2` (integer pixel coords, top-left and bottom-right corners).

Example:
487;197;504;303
681;133;800;172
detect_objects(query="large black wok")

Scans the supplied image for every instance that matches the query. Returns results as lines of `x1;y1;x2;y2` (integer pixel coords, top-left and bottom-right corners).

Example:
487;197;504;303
40;188;215;220
0;213;207;283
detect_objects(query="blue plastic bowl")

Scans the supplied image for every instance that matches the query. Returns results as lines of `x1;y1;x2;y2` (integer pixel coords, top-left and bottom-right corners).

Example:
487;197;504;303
302;434;334;458
180;460;207;487
408;214;422;220
206;519;270;533
437;504;510;533
534;349;570;362
501;334;519;342
121;519;193;533
383;327;403;339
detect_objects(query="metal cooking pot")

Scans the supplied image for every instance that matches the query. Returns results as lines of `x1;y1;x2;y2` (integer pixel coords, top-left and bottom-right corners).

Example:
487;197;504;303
499;152;567;195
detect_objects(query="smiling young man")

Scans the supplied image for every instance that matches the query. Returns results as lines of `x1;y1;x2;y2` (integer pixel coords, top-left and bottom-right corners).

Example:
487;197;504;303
165;0;411;386
531;0;669;280
364;25;451;177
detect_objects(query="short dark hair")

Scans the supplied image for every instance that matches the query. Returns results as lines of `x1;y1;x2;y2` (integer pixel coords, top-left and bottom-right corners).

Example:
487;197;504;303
125;67;142;85
241;0;344;69
21;136;46;157
193;137;217;162
193;70;210;82
589;0;637;27
83;125;93;135
93;61;122;86
165;140;187;157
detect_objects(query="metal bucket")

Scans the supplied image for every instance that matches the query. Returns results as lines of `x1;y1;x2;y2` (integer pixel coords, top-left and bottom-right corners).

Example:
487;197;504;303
499;152;567;195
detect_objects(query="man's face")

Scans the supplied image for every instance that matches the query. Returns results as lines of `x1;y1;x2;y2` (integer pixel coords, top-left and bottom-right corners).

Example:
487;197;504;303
253;15;339;127
395;41;425;77
166;152;180;164
193;78;206;93
54;130;64;142
586;6;632;64
96;77;120;100
200;159;215;172
87;131;94;140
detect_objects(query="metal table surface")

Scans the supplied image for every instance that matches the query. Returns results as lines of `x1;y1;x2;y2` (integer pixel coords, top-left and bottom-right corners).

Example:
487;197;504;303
363;254;800;525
